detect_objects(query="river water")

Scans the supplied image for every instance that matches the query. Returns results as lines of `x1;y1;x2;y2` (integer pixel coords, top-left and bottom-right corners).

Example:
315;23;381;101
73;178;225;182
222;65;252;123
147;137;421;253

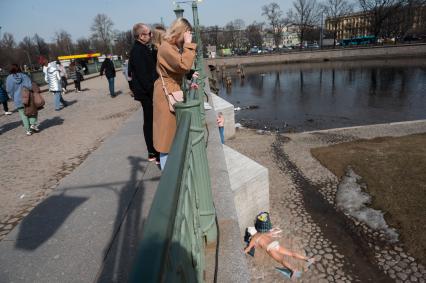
217;58;426;132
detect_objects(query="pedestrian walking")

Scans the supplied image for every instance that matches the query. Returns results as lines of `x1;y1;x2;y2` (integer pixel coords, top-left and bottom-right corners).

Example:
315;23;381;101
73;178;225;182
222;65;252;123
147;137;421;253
129;23;160;164
100;55;116;97
0;80;12;115
56;60;68;93
153;18;196;170
5;64;39;135
68;61;82;92
45;61;68;111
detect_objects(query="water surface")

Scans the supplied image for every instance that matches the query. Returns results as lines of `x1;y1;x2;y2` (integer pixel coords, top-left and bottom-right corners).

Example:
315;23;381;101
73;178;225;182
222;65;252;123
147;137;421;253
217;59;426;131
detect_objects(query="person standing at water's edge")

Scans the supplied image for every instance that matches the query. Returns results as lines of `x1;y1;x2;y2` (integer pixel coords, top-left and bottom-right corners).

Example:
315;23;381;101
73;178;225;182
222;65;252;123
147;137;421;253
153;18;196;170
100;55;116;97
129;23;159;164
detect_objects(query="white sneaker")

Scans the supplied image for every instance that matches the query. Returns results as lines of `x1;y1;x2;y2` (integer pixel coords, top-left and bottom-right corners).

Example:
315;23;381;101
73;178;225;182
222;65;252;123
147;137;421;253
30;125;40;132
4;111;12;115
26;131;32;136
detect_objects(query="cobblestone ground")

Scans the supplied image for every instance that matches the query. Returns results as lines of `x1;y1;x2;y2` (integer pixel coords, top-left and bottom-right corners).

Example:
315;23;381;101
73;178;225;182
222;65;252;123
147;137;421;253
227;120;426;283
0;75;140;240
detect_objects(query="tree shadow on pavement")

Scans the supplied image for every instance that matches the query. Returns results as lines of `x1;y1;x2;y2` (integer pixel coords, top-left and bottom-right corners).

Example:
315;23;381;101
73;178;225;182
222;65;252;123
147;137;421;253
39;116;64;130
0;120;22;134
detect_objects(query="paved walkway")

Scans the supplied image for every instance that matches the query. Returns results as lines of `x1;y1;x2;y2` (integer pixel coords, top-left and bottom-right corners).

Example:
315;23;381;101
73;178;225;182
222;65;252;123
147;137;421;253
0;74;141;237
0;98;161;282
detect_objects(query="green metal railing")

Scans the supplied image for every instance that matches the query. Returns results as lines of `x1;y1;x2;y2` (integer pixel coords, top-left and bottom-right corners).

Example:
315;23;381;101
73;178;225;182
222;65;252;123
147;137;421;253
130;92;216;282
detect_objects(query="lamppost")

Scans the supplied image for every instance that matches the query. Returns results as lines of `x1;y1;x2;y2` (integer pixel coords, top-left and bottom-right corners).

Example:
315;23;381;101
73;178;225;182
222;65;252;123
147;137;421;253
173;3;184;18
173;0;216;246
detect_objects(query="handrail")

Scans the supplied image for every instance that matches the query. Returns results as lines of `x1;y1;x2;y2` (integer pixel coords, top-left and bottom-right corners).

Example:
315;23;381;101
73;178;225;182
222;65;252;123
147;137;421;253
130;97;216;282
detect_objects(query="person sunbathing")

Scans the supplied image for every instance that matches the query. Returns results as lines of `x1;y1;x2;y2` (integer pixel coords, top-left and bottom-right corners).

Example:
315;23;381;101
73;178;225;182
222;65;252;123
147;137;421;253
244;226;315;279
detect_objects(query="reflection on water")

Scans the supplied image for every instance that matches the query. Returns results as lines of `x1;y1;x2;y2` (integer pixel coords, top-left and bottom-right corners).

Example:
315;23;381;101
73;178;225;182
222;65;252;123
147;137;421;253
217;59;426;132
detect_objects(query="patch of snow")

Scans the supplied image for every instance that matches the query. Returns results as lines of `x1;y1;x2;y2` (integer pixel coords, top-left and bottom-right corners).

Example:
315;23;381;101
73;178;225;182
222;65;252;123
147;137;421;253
336;168;399;243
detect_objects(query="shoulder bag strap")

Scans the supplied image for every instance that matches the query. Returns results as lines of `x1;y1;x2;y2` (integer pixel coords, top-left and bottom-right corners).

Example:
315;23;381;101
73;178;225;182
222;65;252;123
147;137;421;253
158;68;169;95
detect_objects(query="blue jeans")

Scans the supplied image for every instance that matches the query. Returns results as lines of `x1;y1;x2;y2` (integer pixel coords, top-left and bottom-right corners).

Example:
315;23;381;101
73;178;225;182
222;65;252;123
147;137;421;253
53;91;61;110
219;127;224;144
108;77;115;97
160;153;168;171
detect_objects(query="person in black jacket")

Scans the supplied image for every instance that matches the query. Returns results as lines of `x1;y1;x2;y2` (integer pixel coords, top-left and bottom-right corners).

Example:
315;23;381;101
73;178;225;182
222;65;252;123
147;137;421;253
129;23;159;163
100;55;116;97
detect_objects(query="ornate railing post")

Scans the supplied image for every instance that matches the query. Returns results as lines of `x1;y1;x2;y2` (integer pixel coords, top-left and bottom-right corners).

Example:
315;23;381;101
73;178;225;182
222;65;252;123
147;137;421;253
175;98;217;245
192;1;207;123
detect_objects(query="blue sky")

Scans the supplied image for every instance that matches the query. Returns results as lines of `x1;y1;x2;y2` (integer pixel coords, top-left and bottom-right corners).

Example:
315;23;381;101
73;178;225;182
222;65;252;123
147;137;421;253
0;0;294;43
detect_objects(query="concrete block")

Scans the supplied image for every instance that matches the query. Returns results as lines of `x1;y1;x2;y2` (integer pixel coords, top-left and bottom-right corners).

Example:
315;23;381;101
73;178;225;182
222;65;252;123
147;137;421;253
211;94;235;139
223;145;269;235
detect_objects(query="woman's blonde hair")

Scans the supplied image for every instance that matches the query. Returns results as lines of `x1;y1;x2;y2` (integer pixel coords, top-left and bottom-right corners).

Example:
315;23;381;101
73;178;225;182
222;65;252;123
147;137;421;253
164;18;192;44
151;25;166;48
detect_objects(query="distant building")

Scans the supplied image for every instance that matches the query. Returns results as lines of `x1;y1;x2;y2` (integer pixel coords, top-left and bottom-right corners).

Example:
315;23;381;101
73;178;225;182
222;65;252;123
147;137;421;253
326;5;426;41
282;24;301;47
262;32;275;48
325;11;370;41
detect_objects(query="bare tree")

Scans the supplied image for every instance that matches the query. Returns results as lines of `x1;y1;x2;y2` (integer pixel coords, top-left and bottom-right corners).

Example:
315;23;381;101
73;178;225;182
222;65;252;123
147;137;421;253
201;25;220;47
75;38;92;54
387;0;426;40
321;0;354;46
90;13;114;54
358;0;405;38
19;36;38;68
246;21;264;48
33;34;50;58
223;21;237;48
1;33;16;49
0;33;18;68
114;30;133;57
54;30;73;56
262;2;287;47
288;0;321;48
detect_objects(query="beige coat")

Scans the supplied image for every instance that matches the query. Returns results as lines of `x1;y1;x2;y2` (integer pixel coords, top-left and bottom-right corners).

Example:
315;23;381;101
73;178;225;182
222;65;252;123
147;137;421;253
153;41;197;153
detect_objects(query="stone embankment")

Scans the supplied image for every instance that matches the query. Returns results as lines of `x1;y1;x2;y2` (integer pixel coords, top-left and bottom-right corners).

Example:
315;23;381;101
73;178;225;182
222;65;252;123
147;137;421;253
206;43;426;67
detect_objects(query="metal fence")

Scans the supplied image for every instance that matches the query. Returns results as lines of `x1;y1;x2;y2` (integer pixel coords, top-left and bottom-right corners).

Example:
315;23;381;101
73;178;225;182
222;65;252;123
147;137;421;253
130;87;216;282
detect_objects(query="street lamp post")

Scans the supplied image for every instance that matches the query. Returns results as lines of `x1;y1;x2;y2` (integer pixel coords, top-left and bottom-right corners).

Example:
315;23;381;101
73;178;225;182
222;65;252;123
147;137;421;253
173;3;184;18
173;0;216;246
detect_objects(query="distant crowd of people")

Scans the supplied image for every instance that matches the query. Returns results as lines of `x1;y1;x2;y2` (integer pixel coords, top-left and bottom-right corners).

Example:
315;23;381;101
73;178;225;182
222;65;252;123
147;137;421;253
1;17;222;170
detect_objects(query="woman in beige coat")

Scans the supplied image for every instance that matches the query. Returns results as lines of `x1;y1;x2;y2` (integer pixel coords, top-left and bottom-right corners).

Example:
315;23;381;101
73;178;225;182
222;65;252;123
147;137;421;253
153;18;196;170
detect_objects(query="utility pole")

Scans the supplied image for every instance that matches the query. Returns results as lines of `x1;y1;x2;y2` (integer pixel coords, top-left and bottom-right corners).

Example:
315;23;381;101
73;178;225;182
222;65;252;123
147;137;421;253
320;12;324;48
